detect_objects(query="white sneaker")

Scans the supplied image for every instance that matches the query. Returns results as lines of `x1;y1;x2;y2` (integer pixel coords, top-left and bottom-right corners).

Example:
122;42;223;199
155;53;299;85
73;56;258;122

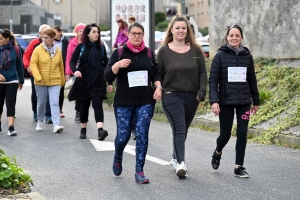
170;158;177;169
53;125;64;133
36;122;43;132
176;162;187;178
7;130;17;136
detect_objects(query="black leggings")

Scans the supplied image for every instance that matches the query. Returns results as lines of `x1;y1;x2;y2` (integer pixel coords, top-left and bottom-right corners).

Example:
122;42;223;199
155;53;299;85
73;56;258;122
162;92;199;163
216;104;251;166
59;85;65;112
80;96;104;123
0;83;18;117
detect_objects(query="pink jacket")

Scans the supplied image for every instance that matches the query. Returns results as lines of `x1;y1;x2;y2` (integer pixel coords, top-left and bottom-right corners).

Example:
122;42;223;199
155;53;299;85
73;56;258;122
113;27;128;48
65;37;79;75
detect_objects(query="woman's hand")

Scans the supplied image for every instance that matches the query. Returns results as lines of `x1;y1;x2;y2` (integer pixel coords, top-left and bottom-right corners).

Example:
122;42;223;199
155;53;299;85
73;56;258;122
74;71;82;78
107;85;113;93
251;105;259;115
18;84;23;91
211;103;220;115
0;74;6;82
153;87;162;101
65;74;71;81
118;59;131;69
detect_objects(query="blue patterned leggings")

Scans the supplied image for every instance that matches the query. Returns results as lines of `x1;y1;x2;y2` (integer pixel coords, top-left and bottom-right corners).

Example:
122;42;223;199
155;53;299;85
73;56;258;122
114;104;154;172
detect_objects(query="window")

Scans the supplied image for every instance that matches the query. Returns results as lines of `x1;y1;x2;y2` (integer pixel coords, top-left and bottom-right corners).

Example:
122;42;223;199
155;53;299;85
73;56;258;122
54;0;62;3
53;14;61;20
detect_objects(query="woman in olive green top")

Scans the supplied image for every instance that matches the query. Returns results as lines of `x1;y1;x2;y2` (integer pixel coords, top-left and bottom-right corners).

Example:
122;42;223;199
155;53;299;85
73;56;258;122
156;15;207;178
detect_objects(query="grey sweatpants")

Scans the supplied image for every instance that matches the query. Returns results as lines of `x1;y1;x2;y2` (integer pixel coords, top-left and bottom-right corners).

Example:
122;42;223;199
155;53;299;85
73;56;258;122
35;85;61;127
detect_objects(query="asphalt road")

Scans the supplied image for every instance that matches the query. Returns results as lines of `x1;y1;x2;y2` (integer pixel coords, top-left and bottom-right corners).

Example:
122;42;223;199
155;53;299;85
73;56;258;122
0;78;300;200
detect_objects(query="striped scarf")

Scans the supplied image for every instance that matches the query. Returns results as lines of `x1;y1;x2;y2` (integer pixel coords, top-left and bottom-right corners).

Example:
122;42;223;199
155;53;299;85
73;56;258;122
227;44;245;55
0;41;13;70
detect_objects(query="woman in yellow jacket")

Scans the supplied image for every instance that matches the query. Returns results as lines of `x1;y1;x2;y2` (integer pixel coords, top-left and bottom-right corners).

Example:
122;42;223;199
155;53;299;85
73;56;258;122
30;28;65;133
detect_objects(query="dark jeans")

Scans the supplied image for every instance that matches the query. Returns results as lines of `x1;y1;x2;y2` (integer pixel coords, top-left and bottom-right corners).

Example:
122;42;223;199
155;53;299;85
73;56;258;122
0;83;18;117
30;76;51;117
162;92;199;163
80;96;104;123
216;104;251;166
59;85;65;113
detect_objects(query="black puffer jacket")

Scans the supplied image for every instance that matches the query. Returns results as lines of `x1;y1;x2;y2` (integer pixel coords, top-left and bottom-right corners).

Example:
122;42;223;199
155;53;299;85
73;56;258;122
209;45;260;106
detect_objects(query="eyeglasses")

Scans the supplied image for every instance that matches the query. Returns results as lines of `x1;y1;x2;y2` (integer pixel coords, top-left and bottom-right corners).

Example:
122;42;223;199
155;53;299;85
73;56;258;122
130;32;144;37
0;29;4;33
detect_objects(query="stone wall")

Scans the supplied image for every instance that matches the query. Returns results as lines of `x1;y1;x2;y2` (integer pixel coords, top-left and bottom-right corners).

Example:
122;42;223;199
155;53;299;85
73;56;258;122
209;0;300;59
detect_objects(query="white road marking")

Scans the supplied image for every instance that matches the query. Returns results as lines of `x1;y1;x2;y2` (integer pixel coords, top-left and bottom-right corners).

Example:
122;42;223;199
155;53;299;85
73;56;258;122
90;139;170;165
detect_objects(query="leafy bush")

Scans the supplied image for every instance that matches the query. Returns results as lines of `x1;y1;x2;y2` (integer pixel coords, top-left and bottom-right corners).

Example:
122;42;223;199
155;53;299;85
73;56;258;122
99;24;110;31
157;21;169;31
0;149;32;194
155;12;166;25
199;27;209;36
259;90;272;104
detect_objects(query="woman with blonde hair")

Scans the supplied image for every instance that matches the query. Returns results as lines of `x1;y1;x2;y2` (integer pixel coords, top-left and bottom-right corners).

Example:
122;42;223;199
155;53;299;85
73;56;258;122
30;28;65;133
65;23;86;121
156;15;207;178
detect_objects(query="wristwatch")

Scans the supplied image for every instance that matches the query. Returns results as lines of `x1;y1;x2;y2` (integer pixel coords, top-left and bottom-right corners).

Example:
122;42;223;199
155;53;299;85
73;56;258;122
156;86;162;89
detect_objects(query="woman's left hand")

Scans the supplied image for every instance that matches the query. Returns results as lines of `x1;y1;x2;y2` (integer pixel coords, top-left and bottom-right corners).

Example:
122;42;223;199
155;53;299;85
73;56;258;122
153;87;162;101
0;74;6;82
18;84;23;91
251;105;259;115
107;85;113;93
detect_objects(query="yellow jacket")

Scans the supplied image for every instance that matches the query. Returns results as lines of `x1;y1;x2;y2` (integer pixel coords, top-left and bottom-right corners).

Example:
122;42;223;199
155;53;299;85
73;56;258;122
30;44;65;87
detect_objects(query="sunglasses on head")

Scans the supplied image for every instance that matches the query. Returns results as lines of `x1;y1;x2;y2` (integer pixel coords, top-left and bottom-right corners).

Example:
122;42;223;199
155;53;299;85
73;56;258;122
0;29;4;33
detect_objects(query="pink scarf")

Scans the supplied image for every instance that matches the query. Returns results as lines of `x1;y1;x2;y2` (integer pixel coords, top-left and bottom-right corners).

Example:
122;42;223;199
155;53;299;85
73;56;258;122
126;40;145;53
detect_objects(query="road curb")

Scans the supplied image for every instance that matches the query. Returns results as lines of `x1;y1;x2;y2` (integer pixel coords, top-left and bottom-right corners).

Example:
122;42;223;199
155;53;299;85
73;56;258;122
103;103;300;147
0;191;45;200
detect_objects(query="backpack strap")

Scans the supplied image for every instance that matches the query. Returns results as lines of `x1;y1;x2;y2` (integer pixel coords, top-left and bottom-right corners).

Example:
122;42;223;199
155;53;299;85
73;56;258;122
79;44;85;59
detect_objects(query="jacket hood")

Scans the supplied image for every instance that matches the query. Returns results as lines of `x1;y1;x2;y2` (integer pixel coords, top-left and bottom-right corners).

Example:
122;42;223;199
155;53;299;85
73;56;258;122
218;44;251;55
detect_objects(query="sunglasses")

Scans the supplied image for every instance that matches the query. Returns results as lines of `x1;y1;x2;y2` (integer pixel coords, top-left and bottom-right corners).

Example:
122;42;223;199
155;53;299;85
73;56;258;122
0;29;4;34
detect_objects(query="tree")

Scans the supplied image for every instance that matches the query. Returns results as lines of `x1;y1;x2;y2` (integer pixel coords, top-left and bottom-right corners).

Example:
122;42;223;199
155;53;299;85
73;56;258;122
155;12;166;25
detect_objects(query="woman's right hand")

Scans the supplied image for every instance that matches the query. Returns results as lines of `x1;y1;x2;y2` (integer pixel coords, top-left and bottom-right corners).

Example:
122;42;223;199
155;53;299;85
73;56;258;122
0;74;6;82
211;103;220;115
65;74;71;81
74;71;82;78
118;59;131;69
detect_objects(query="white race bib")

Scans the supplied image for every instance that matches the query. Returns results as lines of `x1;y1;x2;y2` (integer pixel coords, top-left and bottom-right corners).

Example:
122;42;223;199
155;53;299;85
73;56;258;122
228;67;247;82
127;70;148;87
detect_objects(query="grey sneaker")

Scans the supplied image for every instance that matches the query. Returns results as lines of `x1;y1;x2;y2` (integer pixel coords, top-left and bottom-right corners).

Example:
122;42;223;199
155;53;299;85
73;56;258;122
36;122;43;132
53;125;64;133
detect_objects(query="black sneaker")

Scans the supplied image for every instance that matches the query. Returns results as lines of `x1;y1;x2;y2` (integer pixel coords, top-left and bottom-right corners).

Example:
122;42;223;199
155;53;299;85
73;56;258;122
45;116;53;124
7;125;17;136
234;166;249;178
211;149;222;170
98;128;108;141
80;128;86;139
75;112;80;122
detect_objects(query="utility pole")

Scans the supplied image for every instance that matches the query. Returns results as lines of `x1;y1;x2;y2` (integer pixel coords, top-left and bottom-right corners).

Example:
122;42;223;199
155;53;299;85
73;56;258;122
181;0;186;15
96;0;99;25
70;0;73;31
10;0;13;32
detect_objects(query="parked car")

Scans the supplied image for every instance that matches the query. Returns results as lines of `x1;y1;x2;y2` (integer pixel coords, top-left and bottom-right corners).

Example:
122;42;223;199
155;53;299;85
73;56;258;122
198;41;209;57
15;35;38;77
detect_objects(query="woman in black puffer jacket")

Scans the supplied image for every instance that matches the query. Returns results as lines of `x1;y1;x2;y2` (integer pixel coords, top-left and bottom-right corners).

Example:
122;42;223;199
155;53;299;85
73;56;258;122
209;25;260;178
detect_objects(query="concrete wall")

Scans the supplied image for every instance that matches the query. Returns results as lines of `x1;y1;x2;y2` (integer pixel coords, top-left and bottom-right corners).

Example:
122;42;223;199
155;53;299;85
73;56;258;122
209;0;300;59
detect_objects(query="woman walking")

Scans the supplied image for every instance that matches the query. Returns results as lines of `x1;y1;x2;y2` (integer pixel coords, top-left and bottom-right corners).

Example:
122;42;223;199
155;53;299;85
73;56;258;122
0;28;24;136
209;25;260;178
30;28;65;133
104;22;161;184
65;23;86;122
112;19;128;49
69;23;112;140
156;15;207;178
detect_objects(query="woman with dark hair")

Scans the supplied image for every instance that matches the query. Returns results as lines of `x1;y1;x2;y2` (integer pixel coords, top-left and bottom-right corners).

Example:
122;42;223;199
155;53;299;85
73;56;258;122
104;22;161;184
112;19;128;49
69;23;113;140
30;28;65;134
209;25;259;178
52;25;69;118
0;28;24;136
156;15;207;178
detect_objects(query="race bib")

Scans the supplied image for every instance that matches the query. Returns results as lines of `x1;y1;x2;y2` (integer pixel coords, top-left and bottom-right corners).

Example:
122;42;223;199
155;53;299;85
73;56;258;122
127;70;148;87
228;67;247;82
